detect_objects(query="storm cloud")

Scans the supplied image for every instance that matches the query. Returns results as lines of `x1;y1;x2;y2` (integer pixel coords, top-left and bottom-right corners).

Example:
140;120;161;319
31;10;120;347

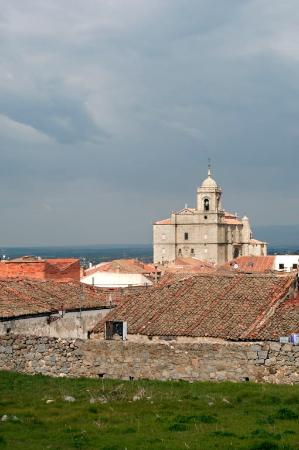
0;0;298;245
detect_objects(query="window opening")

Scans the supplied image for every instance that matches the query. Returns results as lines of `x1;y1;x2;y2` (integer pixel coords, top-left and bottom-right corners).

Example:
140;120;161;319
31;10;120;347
184;232;189;240
292;263;298;269
279;263;285;270
105;321;127;340
204;198;210;211
233;247;239;259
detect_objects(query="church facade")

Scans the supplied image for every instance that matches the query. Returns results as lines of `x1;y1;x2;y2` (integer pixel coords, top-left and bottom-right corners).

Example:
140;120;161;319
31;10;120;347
153;169;267;265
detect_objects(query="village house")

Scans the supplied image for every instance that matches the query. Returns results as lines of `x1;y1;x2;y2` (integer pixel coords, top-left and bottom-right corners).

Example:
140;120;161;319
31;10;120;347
0;256;80;282
219;255;299;274
81;259;155;287
0;278;119;339
92;272;299;342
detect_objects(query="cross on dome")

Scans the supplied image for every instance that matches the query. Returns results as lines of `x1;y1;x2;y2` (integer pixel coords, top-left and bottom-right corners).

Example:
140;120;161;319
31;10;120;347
201;161;218;188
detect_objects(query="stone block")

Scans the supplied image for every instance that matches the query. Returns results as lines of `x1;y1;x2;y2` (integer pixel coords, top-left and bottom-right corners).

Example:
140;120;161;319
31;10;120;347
258;351;268;359
269;342;281;351
281;344;293;352
251;345;261;352
4;346;13;354
265;357;276;366
255;359;265;365
37;344;46;353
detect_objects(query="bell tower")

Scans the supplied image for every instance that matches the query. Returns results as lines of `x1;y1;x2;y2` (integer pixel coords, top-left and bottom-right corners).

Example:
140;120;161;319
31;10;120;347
196;164;222;215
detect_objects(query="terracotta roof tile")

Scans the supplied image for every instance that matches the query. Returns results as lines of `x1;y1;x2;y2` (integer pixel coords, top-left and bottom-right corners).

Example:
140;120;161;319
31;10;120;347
219;256;275;273
93;273;296;340
164;258;216;274
84;259;155;276
0;279;121;318
154;218;171;225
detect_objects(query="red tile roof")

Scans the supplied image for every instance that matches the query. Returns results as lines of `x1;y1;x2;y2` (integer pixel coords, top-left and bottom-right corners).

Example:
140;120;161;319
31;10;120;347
0;279;120;318
154;218;171;225
164;258;216;274
222;212;243;225
84;259;155;276
93;272;297;340
219;256;275;273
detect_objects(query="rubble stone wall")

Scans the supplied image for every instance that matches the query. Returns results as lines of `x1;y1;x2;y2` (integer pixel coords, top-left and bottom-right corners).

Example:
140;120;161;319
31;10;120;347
0;335;299;384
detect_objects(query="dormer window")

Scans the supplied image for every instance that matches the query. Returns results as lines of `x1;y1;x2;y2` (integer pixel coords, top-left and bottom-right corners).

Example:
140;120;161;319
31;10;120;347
204;198;209;211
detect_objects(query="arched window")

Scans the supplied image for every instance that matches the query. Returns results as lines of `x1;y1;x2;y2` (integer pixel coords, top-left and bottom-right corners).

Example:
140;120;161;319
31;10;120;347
204;198;209;211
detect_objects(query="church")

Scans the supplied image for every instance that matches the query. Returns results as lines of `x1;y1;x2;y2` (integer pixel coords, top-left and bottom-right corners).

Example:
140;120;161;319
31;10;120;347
153;167;267;265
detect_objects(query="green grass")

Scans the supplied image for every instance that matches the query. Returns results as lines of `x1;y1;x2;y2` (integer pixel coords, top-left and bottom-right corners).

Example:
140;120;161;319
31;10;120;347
0;371;299;449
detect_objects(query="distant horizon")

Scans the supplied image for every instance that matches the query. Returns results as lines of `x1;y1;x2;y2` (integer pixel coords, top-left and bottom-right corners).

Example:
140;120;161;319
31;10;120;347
1;223;298;248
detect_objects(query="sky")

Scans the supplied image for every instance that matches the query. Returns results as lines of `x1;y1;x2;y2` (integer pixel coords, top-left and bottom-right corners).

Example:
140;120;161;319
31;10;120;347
0;0;298;245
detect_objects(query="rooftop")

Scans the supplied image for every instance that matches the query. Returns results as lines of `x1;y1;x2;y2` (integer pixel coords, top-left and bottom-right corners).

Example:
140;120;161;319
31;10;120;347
219;256;276;273
84;259;156;276
164;258;216;274
0;279;119;319
93;272;297;340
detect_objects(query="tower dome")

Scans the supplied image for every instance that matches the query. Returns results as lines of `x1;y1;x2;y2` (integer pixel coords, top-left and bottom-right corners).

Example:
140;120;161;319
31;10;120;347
201;167;218;188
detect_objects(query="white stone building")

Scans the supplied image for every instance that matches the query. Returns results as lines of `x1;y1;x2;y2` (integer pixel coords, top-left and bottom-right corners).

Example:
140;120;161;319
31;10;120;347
153;168;267;265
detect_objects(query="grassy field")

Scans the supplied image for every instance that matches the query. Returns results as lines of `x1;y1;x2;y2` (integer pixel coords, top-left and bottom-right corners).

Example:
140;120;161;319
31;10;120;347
0;371;299;449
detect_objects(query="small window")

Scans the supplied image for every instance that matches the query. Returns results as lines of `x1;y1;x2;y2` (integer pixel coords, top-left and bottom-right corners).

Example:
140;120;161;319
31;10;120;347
184;232;189;240
204;215;208;220
105;321;127;340
279;263;285;270
293;263;298;269
191;248;194;255
178;249;182;256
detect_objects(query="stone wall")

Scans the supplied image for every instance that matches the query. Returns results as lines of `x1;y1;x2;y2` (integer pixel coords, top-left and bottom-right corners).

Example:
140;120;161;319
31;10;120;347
0;335;299;383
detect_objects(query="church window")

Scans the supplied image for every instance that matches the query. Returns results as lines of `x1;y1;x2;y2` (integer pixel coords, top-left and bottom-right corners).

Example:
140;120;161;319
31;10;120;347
184;232;189;240
204;198;210;211
233;247;239;259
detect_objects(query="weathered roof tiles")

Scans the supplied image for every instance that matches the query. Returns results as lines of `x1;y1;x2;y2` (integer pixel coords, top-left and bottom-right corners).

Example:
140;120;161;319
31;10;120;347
93;272;298;340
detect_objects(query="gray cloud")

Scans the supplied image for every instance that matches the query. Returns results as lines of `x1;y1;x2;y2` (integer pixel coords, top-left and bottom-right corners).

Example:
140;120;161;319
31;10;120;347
0;0;298;245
